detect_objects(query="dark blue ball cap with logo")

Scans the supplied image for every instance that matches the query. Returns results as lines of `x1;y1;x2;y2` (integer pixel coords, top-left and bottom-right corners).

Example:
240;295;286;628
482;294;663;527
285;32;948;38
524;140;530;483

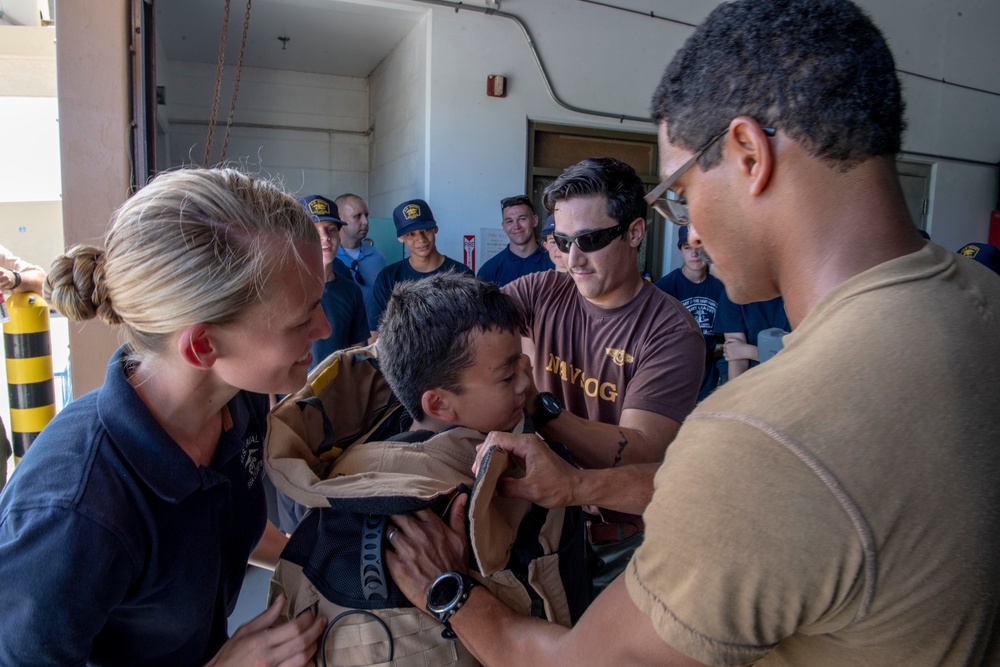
958;242;1000;275
677;225;690;248
393;198;437;237
541;214;555;238
298;195;345;227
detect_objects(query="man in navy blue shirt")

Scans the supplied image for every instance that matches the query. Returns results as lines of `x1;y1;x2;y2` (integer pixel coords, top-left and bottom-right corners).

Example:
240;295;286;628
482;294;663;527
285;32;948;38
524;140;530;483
655;225;724;400
368;198;473;339
298;195;369;369
478;195;554;286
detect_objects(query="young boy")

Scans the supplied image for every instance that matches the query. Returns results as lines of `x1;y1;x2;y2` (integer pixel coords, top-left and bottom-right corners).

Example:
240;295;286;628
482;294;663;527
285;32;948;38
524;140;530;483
267;271;587;666
377;271;529;437
654;225;724;400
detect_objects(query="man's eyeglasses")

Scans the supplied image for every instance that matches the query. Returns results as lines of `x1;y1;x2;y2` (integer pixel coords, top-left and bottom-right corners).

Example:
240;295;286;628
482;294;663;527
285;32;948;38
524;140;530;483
350;259;365;286
552;223;627;254
645;126;775;226
501;195;533;211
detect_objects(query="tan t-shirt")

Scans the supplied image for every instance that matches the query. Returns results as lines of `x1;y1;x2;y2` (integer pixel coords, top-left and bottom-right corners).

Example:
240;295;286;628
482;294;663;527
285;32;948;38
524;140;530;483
627;242;1000;666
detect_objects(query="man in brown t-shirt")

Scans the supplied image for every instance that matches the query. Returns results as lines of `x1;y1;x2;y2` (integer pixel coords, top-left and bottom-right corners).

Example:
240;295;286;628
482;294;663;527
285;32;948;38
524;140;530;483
383;0;1000;665
503;157;704;590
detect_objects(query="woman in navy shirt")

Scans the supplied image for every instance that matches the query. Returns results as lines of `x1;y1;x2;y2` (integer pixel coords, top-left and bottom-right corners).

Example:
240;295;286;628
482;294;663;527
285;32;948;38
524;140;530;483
0;168;329;666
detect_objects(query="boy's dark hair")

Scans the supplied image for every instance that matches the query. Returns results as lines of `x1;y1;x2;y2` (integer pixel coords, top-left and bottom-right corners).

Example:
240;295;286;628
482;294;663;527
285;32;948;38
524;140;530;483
542;157;647;228
651;0;905;173
378;271;525;421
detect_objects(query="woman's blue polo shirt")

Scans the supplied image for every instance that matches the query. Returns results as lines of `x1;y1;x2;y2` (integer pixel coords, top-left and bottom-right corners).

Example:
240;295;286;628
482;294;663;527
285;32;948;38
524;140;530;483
0;346;269;666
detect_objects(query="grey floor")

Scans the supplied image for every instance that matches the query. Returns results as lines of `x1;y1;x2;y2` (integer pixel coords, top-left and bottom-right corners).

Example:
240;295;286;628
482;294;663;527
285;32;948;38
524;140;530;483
228;476;285;634
228;565;272;634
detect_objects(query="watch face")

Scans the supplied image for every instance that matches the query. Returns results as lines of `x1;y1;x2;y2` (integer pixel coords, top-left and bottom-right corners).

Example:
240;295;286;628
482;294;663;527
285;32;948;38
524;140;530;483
540;392;560;414
427;573;462;614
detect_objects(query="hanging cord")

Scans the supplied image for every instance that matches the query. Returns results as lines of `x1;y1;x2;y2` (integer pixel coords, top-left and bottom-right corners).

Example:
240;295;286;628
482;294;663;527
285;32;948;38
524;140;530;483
219;0;253;163
203;0;232;166
320;610;394;667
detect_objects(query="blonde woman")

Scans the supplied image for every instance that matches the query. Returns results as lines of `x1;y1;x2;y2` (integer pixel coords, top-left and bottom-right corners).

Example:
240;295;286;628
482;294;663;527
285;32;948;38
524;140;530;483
0;168;330;666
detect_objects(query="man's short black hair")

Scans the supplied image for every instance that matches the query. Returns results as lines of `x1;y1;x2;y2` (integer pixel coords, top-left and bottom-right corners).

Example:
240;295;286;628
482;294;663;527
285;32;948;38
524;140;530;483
651;0;905;172
378;271;525;422
542;157;647;228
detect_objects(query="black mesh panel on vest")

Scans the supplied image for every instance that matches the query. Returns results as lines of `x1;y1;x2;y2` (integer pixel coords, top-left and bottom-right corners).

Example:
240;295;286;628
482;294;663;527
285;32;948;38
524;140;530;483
282;495;454;610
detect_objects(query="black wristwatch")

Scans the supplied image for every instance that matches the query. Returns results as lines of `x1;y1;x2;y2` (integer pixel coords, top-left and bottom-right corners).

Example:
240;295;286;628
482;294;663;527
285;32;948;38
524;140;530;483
426;571;479;639
532;391;562;429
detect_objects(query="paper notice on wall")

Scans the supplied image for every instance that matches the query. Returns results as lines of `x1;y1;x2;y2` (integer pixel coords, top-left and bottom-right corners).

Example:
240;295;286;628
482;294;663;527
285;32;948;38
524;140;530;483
480;228;508;265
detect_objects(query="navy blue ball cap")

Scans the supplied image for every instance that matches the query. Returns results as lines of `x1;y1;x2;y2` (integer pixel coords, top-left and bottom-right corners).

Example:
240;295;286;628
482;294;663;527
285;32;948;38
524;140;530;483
298;195;344;227
958;242;1000;275
677;225;690;248
393;198;437;237
541;214;555;238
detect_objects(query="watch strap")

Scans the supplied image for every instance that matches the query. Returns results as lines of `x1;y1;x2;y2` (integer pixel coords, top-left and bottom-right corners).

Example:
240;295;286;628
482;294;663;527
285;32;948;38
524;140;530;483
428;571;479;639
532;392;561;429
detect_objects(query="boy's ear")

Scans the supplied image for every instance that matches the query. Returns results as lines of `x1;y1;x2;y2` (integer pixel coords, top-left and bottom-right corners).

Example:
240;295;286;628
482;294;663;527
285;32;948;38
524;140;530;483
178;323;218;369
420;388;459;424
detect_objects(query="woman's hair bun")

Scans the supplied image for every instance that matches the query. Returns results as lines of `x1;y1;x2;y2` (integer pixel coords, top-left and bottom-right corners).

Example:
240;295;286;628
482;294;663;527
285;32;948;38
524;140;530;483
45;245;122;325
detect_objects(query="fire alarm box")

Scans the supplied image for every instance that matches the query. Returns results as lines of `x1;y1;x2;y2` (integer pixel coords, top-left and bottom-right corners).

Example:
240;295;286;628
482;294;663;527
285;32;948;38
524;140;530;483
487;75;507;98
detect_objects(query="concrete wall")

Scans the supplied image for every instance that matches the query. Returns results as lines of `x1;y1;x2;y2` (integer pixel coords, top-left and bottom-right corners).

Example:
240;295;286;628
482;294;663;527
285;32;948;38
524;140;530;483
368;12;429;220
164;62;371;199
882;0;1000;250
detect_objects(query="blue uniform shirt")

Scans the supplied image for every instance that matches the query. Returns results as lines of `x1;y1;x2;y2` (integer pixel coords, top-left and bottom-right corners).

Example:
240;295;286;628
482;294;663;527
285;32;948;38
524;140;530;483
337;244;386;316
310;274;369;370
368;256;473;331
655;268;726;400
477;245;554;287
715;292;791;368
0;347;269;667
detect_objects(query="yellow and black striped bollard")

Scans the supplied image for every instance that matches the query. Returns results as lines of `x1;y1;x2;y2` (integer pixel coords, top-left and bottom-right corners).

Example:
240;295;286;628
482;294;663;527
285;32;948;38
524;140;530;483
4;293;56;463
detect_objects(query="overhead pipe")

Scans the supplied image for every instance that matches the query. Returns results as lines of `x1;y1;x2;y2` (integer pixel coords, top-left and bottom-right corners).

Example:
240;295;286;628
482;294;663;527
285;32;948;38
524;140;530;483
434;0;996;169
410;0;653;125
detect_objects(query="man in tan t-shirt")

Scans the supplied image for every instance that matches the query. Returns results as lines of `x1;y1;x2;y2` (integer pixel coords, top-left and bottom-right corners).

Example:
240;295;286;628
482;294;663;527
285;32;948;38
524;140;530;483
381;0;1000;665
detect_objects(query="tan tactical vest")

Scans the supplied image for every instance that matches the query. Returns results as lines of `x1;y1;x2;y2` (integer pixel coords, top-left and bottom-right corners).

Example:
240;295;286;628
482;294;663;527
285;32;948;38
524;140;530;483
265;345;590;666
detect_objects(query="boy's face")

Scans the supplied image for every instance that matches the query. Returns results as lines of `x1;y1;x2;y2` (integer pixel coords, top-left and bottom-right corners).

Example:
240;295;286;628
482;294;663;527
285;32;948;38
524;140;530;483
445;327;529;433
680;242;706;273
400;227;438;259
314;221;342;267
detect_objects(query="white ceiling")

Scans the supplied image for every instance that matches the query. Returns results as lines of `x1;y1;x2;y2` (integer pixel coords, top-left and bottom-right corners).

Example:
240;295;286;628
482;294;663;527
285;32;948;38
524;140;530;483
155;0;427;78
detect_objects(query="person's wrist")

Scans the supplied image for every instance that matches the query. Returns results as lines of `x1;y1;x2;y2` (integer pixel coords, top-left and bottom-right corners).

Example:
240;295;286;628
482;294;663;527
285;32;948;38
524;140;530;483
532;392;562;429
11;271;21;289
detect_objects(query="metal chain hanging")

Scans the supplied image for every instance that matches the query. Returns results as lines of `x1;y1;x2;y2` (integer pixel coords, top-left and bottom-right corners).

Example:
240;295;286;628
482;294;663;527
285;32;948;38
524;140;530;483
220;0;252;163
203;0;231;166
203;0;252;166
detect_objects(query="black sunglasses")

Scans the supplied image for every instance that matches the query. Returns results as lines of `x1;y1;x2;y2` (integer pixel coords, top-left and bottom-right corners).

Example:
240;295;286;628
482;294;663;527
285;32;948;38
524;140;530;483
350;259;365;286
552;223;627;253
